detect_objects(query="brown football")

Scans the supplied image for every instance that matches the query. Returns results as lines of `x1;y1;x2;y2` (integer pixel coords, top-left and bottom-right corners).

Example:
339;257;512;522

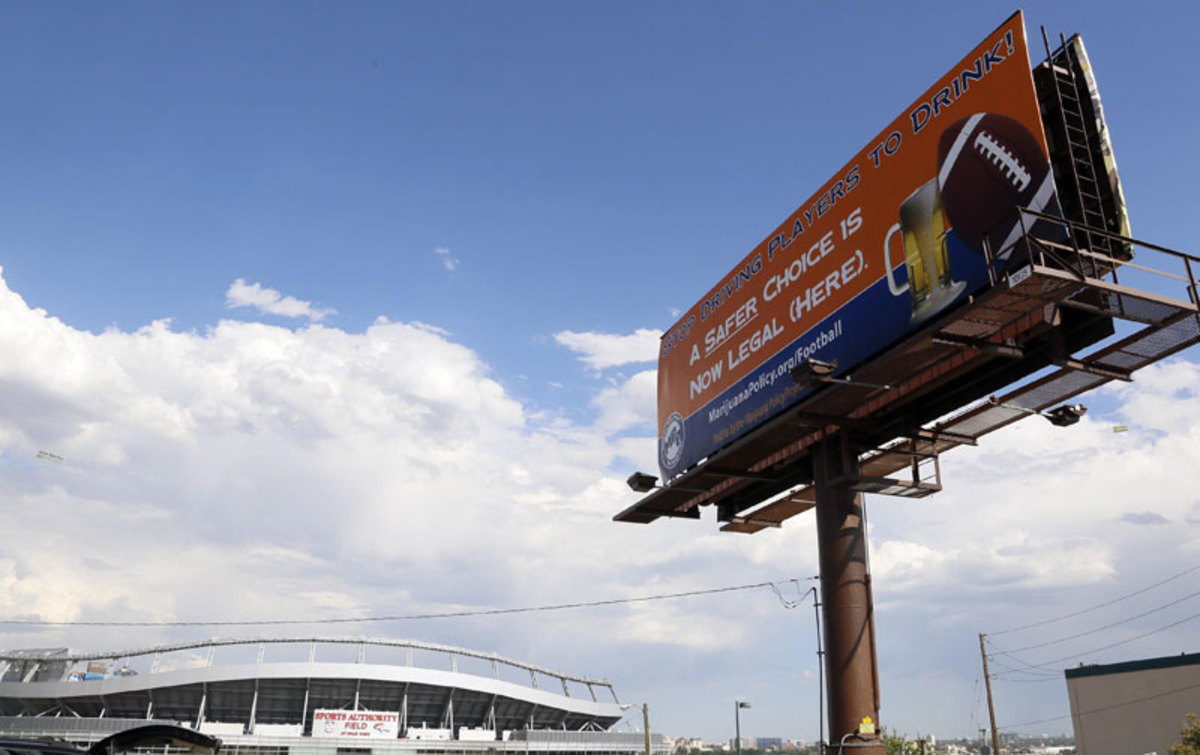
937;112;1054;257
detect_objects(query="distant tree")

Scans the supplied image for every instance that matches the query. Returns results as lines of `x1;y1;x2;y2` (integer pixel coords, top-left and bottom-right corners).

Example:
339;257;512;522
881;729;922;755
1170;714;1200;755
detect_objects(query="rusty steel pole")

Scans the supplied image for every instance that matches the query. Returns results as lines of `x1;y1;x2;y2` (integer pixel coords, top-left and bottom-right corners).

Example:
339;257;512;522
813;434;882;755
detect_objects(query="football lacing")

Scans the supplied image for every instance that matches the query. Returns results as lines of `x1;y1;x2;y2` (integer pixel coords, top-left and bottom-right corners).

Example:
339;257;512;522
973;130;1031;192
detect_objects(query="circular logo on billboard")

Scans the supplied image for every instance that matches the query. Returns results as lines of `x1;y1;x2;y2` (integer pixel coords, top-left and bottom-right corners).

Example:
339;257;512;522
659;412;686;472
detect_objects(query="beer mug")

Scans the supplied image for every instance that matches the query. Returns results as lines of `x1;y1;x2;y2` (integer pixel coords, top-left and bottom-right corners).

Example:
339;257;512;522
883;178;965;322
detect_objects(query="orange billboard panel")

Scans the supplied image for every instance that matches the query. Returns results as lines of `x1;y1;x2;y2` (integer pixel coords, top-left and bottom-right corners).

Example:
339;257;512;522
657;12;1058;478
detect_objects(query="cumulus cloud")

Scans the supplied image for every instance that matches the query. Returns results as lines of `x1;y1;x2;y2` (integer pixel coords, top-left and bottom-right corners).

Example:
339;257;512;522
591;369;656;434
554;328;662;370
434;246;461;272
3;266;1200;739
864;361;1200;643
225;279;335;321
0;271;756;660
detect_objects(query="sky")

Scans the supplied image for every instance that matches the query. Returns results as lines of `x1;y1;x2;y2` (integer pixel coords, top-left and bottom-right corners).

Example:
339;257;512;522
1;0;1199;743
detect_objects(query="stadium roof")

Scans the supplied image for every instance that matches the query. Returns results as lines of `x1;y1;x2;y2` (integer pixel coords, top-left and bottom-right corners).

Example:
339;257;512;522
0;638;625;733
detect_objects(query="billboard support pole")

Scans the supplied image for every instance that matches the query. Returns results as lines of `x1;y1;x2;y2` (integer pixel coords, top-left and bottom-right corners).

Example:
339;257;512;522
814;432;882;754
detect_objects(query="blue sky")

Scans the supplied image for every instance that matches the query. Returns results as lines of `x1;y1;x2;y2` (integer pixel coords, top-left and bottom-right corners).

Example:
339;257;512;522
1;0;1199;743
7;2;1196;413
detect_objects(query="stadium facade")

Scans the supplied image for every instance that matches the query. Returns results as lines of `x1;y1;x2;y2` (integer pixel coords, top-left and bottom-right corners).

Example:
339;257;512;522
0;638;667;755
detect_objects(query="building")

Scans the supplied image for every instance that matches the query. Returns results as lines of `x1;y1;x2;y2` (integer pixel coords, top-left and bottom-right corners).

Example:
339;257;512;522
0;637;668;755
1065;651;1199;755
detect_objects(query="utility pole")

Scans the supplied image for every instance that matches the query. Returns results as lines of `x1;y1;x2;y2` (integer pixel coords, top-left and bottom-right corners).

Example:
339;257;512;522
978;634;1001;755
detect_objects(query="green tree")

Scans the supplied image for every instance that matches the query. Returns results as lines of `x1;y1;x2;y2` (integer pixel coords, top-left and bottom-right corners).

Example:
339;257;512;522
881;729;922;755
1170;714;1200;755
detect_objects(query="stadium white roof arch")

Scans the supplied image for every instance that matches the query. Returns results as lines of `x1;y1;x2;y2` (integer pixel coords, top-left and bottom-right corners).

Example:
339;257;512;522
0;637;626;734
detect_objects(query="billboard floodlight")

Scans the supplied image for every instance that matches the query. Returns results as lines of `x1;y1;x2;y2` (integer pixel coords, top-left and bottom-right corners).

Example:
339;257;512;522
791;358;896;391
1044;404;1087;427
988;397;1088;427
789;359;839;386
626;472;659;493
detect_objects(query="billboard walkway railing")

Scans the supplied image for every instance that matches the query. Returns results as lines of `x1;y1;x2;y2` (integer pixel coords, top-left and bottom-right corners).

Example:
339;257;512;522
617;212;1200;532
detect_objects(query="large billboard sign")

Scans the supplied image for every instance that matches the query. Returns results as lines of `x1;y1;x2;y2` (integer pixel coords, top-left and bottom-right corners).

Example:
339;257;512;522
657;12;1057;479
313;709;400;739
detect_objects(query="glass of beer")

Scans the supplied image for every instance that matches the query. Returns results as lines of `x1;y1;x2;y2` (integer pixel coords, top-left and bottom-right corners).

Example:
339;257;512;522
883;178;965;321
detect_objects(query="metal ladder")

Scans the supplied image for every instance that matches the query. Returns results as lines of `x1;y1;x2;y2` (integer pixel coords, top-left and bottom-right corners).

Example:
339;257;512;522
1036;30;1116;271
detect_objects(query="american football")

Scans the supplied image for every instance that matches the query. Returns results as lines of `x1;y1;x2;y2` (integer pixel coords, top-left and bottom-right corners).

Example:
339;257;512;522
937;112;1057;257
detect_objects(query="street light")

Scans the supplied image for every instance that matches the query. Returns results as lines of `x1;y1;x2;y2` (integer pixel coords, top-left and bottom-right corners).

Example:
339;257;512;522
734;700;750;755
619;703;651;755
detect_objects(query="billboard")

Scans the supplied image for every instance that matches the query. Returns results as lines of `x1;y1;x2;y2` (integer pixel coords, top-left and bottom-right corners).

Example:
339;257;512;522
657;12;1058;479
313;709;400;739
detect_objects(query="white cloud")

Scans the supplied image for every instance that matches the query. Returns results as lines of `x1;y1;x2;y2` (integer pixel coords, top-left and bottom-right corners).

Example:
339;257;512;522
435;246;461;272
3;267;1200;739
554;328;662;370
225;279;335;321
591;369;657;434
861;361;1200;654
0;271;752;649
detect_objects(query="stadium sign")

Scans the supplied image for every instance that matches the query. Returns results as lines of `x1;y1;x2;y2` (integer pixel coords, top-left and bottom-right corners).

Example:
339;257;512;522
313;709;399;739
657;11;1057;478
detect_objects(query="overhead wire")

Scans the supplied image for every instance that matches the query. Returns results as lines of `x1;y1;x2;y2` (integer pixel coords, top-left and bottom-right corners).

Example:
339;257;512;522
984;651;1060;679
992;606;1200;670
0;577;818;628
988;666;1059;682
978;564;1200;733
989;561;1200;636
768;578;819;609
986;641;1061;675
1000;679;1200;731
997;586;1200;653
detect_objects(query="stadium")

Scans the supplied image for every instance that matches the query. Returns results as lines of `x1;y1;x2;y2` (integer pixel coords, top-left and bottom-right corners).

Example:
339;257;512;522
0;638;667;755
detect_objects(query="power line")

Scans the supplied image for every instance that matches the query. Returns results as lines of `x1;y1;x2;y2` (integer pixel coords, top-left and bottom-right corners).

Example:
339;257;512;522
994;606;1200;670
992;669;1059;680
1000;679;1200;731
0;578;815;628
768;578;819;609
998;586;1200;653
986;646;1059;678
985;652;1060;679
990;561;1200;636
